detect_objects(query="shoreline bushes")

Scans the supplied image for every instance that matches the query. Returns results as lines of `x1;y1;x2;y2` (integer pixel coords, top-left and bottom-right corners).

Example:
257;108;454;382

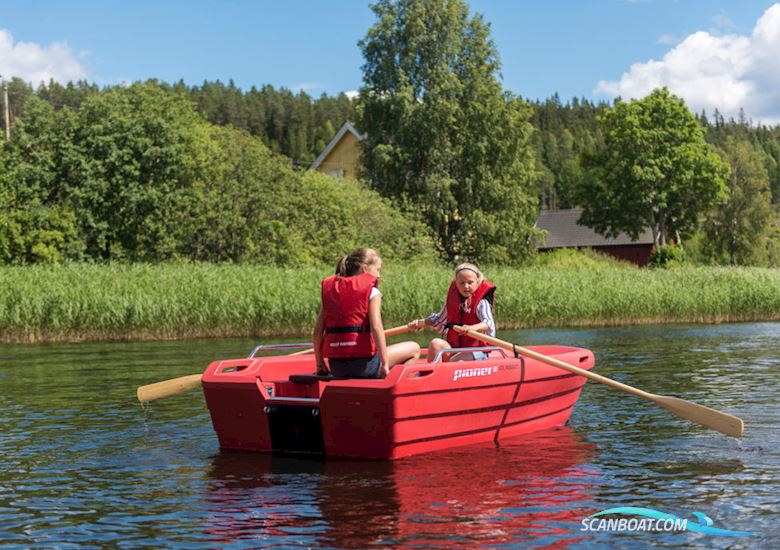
1;263;779;343
0;83;435;266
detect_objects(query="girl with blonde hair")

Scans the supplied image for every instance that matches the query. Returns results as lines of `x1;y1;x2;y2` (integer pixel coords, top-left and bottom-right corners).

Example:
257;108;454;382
408;262;496;362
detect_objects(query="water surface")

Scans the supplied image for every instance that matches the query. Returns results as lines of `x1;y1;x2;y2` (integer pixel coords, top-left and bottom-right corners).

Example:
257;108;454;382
1;323;778;548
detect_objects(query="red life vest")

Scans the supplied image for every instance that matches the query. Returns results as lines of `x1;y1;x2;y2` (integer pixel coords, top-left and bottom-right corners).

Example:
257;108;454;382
321;272;378;358
445;279;496;348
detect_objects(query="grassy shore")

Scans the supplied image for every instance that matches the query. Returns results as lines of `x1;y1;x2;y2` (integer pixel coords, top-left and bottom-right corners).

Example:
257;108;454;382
1;262;779;343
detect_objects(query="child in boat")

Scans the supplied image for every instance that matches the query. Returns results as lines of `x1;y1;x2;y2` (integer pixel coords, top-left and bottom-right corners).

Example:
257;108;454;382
313;247;420;378
408;262;496;362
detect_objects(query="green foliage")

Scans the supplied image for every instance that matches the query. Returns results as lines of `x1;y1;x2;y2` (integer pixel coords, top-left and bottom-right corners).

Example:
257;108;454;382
68;83;207;261
169;124;436;265
11;77;780;270
764;223;780;267
703;137;772;265
0;97;84;263
0;206;81;264
702;108;780;204
529;95;608;209
2;263;780;342
648;244;686;269
532;248;636;270
13;78;780;247
5;71;780;269
679;230;711;266
357;0;538;264
576;88;729;245
36;79;100;111
0;83;434;266
184;80;355;167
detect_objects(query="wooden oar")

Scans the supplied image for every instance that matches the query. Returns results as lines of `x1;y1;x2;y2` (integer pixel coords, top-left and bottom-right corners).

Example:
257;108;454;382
136;324;412;402
136;374;203;404
452;325;744;438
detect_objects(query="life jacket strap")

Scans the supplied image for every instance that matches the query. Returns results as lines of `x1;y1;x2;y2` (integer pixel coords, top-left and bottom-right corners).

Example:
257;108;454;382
325;325;369;334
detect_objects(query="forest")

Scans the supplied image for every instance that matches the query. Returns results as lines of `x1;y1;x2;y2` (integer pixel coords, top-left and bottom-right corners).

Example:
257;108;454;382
2;76;778;267
1;0;779;268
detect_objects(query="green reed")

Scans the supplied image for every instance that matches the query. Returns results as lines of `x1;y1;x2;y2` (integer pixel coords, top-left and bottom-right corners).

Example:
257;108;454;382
1;263;779;343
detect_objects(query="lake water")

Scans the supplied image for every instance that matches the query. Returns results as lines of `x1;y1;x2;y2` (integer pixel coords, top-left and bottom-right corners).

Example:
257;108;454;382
1;322;778;548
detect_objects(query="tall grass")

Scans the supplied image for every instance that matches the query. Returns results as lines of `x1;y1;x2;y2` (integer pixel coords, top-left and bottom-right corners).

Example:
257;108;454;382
1;262;779;343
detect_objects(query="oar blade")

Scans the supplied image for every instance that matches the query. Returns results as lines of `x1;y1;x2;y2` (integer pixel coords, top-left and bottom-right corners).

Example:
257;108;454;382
651;395;744;438
137;374;203;403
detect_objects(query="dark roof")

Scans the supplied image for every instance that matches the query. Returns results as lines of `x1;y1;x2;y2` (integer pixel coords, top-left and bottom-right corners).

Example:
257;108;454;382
535;209;654;248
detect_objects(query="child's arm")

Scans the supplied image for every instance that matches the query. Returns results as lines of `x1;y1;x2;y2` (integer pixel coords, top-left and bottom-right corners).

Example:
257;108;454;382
408;304;447;332
312;307;328;374
463;299;495;335
368;294;389;377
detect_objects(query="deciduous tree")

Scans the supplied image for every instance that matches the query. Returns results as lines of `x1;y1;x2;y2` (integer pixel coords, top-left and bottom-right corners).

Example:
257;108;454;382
357;0;537;263
704;137;772;265
576;88;729;246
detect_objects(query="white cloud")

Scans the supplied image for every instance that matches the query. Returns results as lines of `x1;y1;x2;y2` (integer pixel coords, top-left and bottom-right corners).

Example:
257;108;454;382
291;81;324;94
595;3;780;125
344;90;358;99
657;34;679;45
711;13;737;33
0;29;87;85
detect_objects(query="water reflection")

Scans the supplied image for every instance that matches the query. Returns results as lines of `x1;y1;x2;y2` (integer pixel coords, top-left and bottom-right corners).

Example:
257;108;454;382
204;426;599;548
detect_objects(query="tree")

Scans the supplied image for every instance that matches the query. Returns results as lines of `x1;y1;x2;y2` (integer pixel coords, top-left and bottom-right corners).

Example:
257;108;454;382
357;0;537;263
69;83;207;261
0;97;83;264
172;124;436;265
576;88;729;246
704;137;772;265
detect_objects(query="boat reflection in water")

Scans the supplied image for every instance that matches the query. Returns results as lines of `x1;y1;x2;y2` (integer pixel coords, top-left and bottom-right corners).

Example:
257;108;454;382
204;426;599;548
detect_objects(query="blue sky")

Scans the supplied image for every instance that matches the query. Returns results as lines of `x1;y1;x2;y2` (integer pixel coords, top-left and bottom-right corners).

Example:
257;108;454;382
2;1;780;122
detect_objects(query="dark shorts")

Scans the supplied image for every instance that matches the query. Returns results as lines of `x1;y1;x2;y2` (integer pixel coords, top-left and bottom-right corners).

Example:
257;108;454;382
328;354;381;379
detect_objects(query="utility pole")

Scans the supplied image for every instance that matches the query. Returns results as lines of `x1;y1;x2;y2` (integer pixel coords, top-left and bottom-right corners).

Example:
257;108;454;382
1;75;10;142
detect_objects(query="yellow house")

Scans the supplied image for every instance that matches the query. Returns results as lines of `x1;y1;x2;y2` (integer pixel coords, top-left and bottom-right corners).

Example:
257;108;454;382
309;121;364;178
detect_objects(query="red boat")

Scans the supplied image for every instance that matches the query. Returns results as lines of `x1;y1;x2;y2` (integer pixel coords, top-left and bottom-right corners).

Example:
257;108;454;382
202;343;595;459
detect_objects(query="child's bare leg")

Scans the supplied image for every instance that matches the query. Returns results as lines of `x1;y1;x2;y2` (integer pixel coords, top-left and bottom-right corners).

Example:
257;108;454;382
387;341;421;368
427;338;450;363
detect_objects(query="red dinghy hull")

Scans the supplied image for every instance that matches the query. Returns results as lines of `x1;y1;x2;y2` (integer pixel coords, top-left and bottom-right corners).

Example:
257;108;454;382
202;346;594;459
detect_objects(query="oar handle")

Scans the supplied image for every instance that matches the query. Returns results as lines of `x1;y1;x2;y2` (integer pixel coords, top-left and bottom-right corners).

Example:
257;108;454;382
288;324;412;356
384;324;413;337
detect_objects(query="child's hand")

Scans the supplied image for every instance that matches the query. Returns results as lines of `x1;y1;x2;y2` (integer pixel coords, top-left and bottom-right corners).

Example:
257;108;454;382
408;319;424;331
316;361;329;376
379;364;390;378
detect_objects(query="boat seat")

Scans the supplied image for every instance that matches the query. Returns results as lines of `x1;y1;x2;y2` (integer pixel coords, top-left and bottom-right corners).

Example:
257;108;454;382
289;374;348;385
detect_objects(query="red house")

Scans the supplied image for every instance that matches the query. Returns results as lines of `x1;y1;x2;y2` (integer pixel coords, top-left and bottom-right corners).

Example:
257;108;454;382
535;209;655;266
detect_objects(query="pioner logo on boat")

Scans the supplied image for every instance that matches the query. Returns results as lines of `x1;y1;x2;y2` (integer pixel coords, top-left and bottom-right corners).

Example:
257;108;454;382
580;507;756;537
452;365;498;381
